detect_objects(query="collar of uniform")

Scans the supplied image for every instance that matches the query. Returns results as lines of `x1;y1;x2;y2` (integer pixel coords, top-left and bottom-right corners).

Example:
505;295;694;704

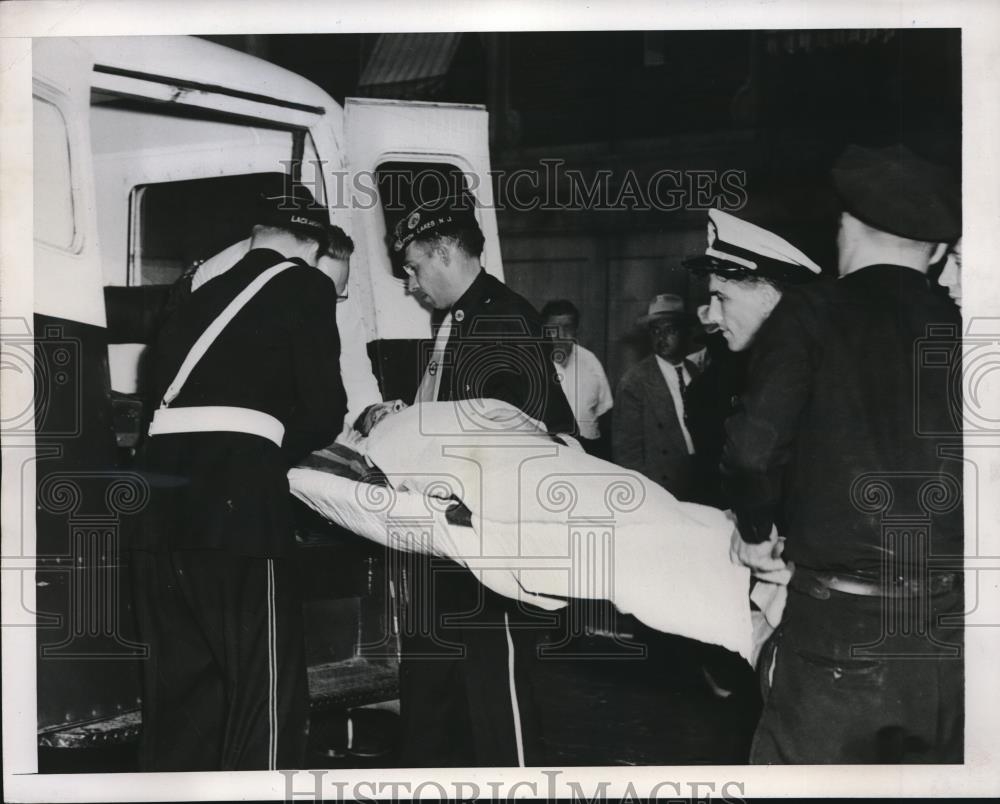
842;263;933;292
240;248;309;275
448;268;493;322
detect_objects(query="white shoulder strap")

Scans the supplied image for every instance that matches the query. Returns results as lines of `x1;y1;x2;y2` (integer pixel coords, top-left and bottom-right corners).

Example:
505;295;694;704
160;260;296;408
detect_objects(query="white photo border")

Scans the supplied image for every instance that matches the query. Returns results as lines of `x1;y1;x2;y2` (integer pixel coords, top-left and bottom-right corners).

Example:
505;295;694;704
2;0;999;800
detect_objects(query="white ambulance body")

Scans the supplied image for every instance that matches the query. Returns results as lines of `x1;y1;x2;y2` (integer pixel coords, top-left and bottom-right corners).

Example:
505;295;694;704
30;35;501;746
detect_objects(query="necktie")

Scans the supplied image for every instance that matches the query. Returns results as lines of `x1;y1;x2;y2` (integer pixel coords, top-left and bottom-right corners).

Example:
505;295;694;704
415;312;453;403
676;364;690;428
675;363;694;454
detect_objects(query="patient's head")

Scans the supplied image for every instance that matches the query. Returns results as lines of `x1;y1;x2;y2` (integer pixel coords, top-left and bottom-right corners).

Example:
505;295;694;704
355;400;408;437
366;405;395;432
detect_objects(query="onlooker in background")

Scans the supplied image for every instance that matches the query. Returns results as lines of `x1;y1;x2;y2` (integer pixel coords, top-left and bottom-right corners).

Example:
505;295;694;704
613;293;699;500
683;209;822;507
542;299;613;459
722;143;963;763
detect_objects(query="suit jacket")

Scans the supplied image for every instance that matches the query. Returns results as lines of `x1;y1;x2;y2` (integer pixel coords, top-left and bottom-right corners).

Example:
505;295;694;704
138;248;347;557
429;270;576;435
721;265;962;573
613;354;698;499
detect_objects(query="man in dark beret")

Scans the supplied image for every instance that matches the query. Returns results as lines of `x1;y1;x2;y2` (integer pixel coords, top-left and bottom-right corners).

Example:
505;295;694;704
392;194;575;767
133;178;347;770
722;144;963;762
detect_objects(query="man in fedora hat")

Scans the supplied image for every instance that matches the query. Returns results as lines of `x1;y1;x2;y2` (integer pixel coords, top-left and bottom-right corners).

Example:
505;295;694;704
721;144;963;762
613;293;700;499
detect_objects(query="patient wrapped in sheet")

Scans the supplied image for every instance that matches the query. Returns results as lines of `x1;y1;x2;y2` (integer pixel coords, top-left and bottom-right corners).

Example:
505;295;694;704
289;400;755;661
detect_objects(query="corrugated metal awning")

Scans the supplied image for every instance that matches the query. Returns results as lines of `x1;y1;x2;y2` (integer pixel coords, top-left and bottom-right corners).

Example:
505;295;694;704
358;33;463;99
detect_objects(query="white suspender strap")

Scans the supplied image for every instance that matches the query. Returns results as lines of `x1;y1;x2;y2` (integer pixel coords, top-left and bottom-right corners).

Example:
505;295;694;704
160;261;296;408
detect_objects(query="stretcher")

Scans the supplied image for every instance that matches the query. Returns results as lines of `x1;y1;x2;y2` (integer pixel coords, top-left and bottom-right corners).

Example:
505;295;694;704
289;401;756;662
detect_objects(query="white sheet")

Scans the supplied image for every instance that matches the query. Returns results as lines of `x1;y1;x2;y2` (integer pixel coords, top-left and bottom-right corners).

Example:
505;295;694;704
290;400;754;661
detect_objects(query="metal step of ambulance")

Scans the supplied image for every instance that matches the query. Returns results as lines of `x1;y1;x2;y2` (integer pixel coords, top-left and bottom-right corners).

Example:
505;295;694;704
38;657;398;749
38;710;142;749
307;657;398;711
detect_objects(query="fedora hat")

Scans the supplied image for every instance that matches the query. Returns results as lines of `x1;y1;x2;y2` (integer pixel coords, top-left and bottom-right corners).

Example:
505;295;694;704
638;293;687;326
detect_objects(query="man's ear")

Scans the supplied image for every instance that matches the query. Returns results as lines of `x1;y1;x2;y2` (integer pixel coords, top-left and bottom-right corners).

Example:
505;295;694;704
929;242;949;265
306;240;322;267
434;240;452;266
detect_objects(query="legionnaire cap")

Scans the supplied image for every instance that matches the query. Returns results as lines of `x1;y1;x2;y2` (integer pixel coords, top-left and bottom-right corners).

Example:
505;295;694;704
256;176;331;242
684;208;822;283
638;293;687;326
392;194;480;254
831;143;961;242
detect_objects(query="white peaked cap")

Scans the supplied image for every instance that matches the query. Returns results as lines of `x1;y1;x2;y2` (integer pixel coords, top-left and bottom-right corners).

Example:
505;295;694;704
705;208;822;276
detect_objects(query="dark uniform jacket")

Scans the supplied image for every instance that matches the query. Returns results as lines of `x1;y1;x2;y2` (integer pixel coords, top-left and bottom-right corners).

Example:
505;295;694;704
431;270;576;435
138;248;347;557
684;333;748;508
613;354;700;499
721;264;962;573
400;269;575;768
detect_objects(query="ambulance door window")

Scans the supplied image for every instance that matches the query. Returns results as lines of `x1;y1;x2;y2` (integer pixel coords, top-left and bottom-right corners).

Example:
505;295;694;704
133;171;294;286
89;94;301;286
299;132;327;207
33;96;78;251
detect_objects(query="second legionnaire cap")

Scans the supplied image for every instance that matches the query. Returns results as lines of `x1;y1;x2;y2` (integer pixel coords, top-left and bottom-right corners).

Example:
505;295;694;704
684;208;822;283
392;194;480;254
831;143;961;242
256;176;331;242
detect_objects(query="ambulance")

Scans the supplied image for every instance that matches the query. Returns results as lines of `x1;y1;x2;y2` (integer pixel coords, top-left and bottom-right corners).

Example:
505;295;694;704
27;35;503;763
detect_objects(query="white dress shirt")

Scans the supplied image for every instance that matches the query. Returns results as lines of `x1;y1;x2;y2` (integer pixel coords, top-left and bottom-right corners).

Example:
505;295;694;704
655;354;695;455
415;313;453;403
554;344;613;441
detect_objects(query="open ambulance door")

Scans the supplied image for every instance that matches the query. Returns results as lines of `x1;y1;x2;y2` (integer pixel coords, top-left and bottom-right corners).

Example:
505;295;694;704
31;39;148;750
30;37;396;761
344;97;502;403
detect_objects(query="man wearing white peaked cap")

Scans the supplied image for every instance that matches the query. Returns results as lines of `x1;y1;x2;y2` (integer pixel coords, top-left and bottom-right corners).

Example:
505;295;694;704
683;209;823;508
681;209;823;704
684;208;822;353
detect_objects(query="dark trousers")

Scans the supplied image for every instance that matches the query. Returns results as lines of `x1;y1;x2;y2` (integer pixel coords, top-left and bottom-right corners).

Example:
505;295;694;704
396;558;549;767
132;549;308;771
752;584;964;763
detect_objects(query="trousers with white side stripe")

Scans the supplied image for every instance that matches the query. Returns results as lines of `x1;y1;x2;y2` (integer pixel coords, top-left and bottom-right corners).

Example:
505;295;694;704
397;563;546;767
132;549;308;771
